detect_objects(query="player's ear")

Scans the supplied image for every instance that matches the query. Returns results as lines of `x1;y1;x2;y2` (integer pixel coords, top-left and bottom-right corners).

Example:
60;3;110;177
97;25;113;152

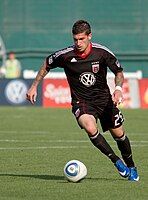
88;33;92;40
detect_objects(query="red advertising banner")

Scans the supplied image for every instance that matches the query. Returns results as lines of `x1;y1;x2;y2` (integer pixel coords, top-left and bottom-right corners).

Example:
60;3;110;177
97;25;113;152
139;79;148;108
43;77;141;108
43;79;71;108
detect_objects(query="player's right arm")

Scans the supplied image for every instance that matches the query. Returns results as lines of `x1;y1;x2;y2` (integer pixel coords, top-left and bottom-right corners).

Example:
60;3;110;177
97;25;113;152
26;60;48;104
26;48;66;104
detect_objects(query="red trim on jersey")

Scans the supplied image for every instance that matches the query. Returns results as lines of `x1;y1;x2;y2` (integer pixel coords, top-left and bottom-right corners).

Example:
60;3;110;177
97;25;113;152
75;42;92;59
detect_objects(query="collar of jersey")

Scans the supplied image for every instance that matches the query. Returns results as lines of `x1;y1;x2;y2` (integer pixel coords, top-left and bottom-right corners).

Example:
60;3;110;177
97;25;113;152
74;42;92;59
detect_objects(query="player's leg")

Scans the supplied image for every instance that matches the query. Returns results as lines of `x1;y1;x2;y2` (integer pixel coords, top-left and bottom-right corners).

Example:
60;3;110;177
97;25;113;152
78;114;120;164
109;126;135;167
79;114;131;178
104;102;139;181
72;100;129;179
100;105;131;178
109;126;139;181
100;101;134;166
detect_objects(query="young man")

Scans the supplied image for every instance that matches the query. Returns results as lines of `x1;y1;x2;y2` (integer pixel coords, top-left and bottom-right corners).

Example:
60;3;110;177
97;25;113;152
26;20;139;181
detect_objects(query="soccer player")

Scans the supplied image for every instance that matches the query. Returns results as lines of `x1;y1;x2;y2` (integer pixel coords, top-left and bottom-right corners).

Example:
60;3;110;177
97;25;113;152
26;20;139;181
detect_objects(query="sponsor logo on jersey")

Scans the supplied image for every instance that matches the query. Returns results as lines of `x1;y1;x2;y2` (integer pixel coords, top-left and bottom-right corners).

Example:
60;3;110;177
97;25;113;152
91;61;99;73
79;72;96;87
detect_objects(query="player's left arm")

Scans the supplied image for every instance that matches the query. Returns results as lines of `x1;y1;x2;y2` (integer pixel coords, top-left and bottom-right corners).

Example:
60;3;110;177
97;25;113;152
104;50;124;106
112;71;124;105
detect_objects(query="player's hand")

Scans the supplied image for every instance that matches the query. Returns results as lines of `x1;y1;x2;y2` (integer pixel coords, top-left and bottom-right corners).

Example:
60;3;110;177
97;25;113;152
26;86;37;105
112;90;123;106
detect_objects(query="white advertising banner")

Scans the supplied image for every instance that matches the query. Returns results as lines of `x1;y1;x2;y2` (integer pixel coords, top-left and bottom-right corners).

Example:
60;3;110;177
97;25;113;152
107;78;140;108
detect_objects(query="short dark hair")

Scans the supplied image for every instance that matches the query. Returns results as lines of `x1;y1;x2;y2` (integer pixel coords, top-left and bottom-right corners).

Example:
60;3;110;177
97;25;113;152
72;20;91;35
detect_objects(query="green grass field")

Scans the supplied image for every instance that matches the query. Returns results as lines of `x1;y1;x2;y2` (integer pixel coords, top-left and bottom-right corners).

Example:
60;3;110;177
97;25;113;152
0;107;147;200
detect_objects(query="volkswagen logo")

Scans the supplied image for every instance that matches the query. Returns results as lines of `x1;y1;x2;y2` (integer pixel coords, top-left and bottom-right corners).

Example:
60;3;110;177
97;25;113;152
79;72;96;87
5;80;28;104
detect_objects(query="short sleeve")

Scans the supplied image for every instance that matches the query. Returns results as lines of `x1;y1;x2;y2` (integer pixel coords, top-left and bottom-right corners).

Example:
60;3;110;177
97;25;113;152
105;50;123;75
45;53;64;72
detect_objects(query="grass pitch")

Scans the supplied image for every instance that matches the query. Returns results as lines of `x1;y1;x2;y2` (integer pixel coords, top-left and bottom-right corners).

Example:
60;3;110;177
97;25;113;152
0;107;147;200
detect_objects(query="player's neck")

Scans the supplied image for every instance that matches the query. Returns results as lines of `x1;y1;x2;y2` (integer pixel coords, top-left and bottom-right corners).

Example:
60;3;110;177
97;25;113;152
75;42;92;59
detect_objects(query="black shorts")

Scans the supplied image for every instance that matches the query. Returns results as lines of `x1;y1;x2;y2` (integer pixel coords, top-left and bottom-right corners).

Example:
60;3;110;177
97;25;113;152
72;100;124;132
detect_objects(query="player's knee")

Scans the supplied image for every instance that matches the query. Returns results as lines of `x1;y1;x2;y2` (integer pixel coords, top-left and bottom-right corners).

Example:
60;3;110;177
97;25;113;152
109;126;124;138
85;125;97;136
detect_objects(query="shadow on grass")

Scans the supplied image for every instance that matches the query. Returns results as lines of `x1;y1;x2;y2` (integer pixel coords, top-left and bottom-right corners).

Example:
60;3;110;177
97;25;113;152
0;174;124;182
0;174;65;181
86;177;125;182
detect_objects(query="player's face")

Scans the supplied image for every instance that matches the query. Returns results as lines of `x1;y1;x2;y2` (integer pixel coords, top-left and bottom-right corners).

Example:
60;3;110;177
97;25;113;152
73;32;92;53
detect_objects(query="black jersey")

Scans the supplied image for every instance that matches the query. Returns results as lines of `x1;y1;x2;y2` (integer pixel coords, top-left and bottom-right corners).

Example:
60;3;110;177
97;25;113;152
46;42;123;104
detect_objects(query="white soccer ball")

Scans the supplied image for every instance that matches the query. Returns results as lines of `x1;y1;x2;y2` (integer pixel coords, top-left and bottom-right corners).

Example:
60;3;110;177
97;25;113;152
64;160;87;182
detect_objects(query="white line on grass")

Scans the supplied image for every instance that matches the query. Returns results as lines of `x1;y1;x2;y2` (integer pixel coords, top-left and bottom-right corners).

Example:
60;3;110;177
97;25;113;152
0;144;147;150
0;131;49;134
0;140;30;142
0;130;147;135
0;146;88;150
0;139;89;143
0;139;148;143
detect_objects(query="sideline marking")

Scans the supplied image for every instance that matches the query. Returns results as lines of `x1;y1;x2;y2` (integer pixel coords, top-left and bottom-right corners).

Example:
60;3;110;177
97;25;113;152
0;130;147;135
0;139;147;143
0;144;147;150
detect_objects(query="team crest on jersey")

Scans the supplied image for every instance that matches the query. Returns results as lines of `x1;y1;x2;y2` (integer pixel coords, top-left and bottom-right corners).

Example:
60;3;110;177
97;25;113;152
91;61;99;73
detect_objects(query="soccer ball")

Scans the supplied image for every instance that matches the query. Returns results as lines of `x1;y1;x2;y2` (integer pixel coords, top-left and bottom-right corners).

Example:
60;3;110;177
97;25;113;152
64;160;87;182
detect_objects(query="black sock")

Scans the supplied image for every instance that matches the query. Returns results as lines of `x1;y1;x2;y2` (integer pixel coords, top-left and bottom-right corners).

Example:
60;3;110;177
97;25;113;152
115;134;135;167
89;132;119;163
